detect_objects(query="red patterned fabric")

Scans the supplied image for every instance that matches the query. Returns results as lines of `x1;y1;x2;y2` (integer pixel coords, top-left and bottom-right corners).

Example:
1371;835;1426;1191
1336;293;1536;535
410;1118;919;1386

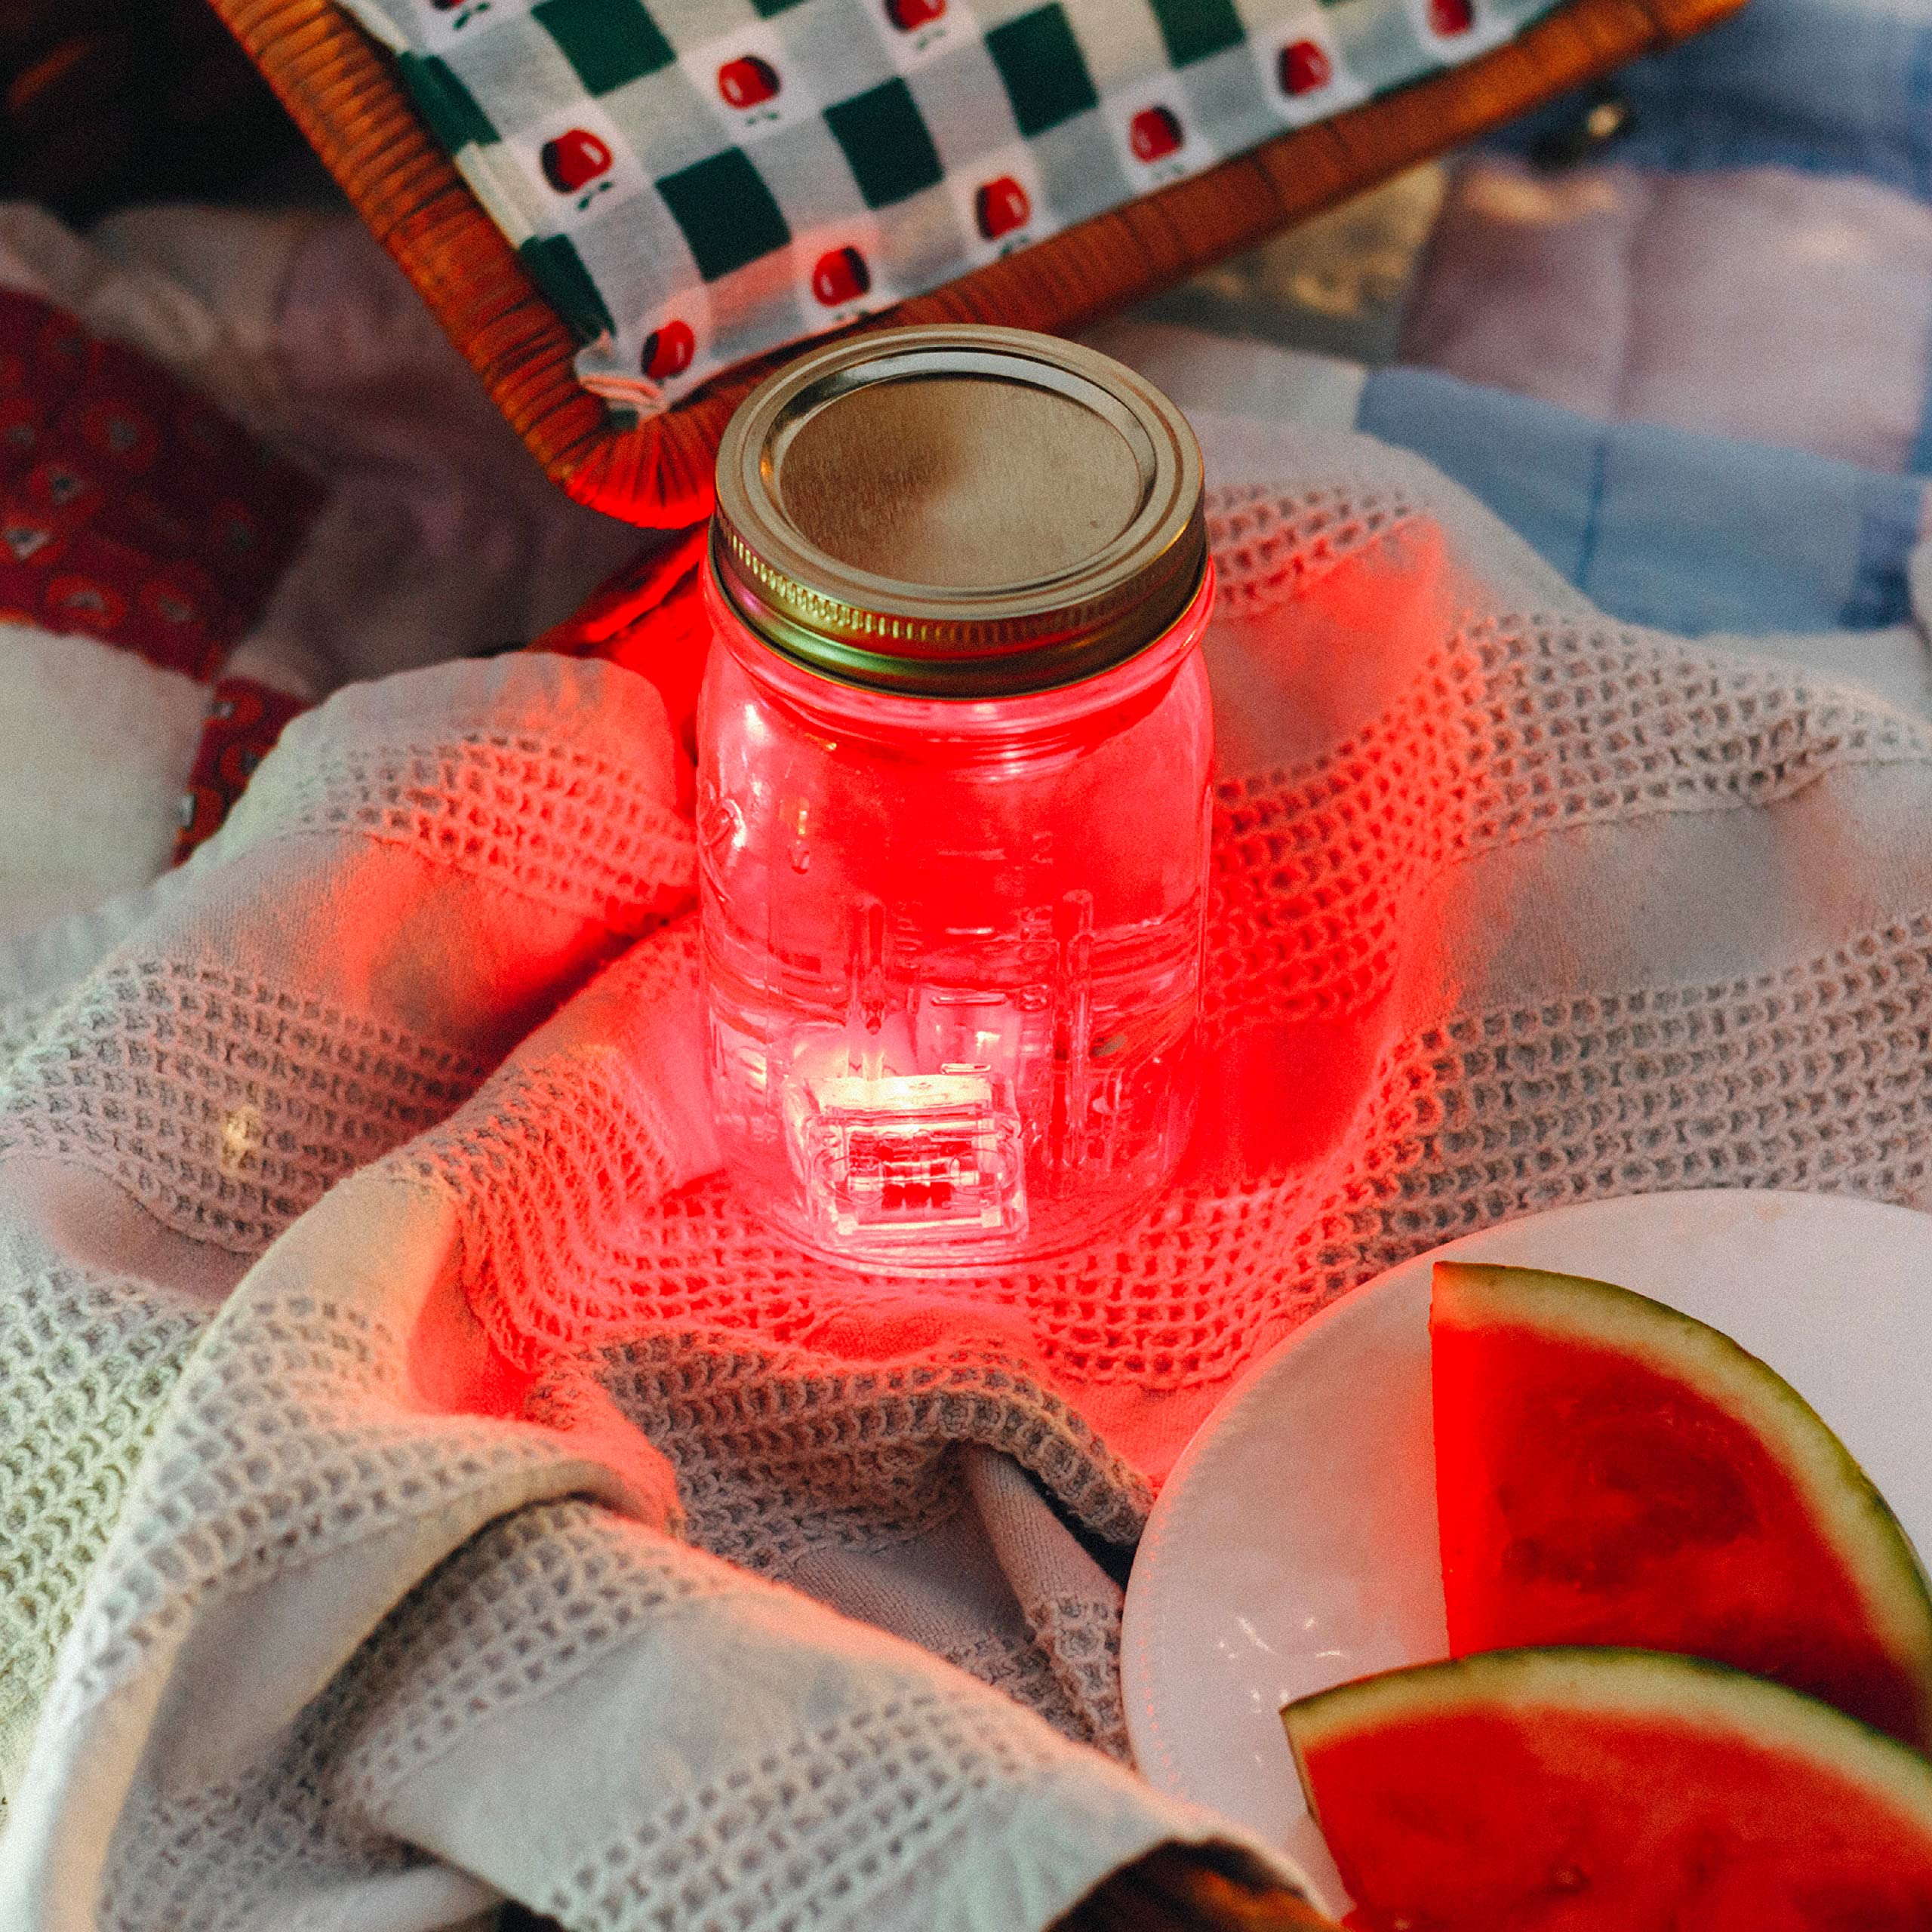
173;675;315;864
0;291;320;678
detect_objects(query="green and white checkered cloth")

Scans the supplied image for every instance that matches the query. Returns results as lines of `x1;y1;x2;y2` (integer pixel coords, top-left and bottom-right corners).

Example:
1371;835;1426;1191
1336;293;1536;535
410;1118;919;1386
340;0;1558;415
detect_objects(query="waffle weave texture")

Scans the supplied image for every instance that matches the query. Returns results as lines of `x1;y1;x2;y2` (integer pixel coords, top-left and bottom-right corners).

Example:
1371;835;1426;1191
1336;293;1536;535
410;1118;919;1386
2;420;1930;1928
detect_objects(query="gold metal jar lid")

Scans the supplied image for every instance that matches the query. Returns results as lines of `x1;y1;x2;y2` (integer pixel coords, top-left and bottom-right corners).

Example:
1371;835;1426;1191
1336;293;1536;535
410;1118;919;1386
711;324;1206;697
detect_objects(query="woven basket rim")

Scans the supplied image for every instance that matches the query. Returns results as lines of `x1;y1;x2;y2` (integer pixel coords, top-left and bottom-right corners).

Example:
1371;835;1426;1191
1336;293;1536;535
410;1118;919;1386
208;0;1746;528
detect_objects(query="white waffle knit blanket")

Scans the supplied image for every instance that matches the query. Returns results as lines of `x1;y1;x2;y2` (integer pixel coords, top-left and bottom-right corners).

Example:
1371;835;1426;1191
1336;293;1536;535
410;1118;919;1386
2;417;1930;1930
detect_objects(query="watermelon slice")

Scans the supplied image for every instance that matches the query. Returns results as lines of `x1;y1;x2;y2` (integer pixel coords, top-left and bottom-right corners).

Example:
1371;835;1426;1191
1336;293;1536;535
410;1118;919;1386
1432;1261;1932;1746
1284;1647;1932;1931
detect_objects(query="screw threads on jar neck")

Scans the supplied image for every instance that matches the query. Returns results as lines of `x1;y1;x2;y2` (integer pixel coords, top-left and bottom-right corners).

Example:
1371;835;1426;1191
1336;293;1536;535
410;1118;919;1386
711;325;1207;700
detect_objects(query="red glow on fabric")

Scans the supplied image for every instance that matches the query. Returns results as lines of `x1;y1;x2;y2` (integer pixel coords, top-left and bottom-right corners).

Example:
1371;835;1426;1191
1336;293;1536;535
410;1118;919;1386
324;858;636;1066
423;508;1485;1487
796;1298;1040;1364
533;526;708;809
1188;1007;1399;1184
406;1258;541;1417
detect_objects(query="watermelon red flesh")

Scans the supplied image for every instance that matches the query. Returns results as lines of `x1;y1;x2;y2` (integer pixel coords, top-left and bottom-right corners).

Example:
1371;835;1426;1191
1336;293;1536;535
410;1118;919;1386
1432;1262;1932;1747
1284;1648;1932;1932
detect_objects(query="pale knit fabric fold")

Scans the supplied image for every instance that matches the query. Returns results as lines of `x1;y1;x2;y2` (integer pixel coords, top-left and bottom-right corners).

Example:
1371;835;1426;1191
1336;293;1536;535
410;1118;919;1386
4;419;1932;1927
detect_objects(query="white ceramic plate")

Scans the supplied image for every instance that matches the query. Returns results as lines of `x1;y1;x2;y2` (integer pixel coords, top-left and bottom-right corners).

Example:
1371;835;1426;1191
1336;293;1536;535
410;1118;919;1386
1121;1189;1932;1915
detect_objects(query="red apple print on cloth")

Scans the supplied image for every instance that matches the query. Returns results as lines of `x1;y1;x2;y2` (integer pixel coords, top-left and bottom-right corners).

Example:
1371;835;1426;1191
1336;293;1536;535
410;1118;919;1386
886;0;945;27
1130;106;1184;163
641;320;696;382
1278;39;1332;94
542;130;611;195
812;247;871;307
1429;0;1475;31
718;55;780;110
975;177;1030;242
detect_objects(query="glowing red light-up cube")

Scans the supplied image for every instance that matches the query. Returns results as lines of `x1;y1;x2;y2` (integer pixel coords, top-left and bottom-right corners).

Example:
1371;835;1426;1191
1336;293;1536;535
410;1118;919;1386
789;1069;1026;1246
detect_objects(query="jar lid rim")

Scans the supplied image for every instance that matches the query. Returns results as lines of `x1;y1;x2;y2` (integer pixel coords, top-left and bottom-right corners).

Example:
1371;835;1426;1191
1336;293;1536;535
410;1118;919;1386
712;325;1206;699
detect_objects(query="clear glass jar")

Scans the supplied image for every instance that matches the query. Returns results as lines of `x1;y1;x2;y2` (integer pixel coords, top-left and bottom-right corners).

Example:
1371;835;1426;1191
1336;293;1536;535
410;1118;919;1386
698;326;1214;1270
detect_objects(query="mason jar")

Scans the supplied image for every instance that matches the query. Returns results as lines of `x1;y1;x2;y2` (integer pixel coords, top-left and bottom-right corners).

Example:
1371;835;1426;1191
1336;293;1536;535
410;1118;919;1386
699;325;1213;1270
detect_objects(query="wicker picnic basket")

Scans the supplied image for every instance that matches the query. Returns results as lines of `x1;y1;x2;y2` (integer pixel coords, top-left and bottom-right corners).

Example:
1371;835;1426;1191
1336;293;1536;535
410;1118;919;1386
201;0;1743;529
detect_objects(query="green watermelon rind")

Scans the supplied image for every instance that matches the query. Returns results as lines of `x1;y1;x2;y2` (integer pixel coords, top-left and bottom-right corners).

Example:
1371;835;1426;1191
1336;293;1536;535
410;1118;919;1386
1282;1645;1932;1843
1431;1260;1932;1744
